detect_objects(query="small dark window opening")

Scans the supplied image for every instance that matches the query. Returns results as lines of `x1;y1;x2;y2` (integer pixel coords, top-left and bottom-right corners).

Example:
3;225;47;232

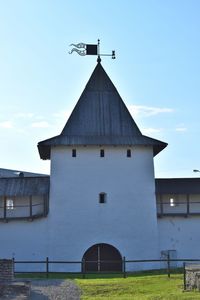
72;149;76;157
100;149;104;157
127;149;131;157
99;193;106;204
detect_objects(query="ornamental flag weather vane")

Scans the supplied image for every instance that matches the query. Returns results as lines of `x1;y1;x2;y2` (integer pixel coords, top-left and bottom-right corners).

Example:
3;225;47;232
68;39;116;61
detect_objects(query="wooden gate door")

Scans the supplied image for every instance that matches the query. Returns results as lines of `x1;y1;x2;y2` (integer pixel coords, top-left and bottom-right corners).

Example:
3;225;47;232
83;243;122;272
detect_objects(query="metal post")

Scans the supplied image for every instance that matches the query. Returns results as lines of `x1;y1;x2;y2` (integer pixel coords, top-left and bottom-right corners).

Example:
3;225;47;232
123;256;126;278
186;194;190;216
167;253;170;278
82;258;86;279
29;196;32;219
42;195;47;216
46;257;49;278
12;257;15;277
3;196;7;220
183;262;186;290
160;195;163;216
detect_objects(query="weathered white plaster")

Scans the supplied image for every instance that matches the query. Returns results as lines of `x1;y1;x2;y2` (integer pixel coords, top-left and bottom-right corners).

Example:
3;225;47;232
0;195;48;271
0;145;163;272
0;218;48;271
47;145;159;271
158;216;200;261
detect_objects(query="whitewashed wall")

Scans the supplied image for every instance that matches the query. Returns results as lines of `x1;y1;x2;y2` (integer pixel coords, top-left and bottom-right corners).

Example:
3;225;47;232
0;194;48;270
0;145;161;272
47;145;159;271
158;216;200;260
0;218;48;271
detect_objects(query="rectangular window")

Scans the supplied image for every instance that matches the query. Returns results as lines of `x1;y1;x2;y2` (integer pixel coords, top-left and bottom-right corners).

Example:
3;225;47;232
127;149;131;157
170;198;177;207
72;149;76;157
99;193;106;204
6;199;14;210
100;149;104;157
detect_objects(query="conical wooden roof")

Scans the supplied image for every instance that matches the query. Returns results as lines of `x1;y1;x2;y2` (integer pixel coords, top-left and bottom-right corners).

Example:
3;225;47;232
38;61;167;159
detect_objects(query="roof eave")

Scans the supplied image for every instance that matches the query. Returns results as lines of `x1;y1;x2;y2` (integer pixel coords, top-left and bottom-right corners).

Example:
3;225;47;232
153;142;168;156
37;139;168;160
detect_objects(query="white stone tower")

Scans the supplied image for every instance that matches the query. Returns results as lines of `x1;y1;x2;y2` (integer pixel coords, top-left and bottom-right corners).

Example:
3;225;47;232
38;61;167;271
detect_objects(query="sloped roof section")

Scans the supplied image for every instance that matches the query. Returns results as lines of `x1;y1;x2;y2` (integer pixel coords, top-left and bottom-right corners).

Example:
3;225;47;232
155;178;200;194
0;176;50;197
38;62;167;159
61;63;142;137
0;168;48;178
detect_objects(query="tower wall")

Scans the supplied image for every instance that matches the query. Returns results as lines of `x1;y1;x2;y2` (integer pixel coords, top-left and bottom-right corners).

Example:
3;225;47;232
48;145;159;270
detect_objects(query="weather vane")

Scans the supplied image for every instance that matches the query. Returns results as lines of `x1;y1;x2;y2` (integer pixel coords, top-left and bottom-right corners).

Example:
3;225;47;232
69;39;115;61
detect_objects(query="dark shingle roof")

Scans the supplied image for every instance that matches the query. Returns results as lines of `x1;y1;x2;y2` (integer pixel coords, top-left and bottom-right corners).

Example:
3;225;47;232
155;178;200;194
0;168;48;178
38;62;167;159
0;176;50;197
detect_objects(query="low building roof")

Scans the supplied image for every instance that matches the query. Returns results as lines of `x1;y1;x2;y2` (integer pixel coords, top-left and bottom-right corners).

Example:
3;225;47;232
1;176;200;197
0;168;48;178
155;178;200;194
0;176;50;197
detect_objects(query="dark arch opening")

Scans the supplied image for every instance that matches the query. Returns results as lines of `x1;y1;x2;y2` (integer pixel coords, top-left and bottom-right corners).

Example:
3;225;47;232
82;243;122;272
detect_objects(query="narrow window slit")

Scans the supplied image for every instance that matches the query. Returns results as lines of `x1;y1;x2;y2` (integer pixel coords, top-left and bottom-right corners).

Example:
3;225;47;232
100;149;104;157
72;149;76;157
127;149;131;157
99;193;106;204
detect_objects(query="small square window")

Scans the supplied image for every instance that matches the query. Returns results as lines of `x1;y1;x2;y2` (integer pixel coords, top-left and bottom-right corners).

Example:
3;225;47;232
100;149;104;157
99;193;106;204
72;149;76;157
127;149;131;157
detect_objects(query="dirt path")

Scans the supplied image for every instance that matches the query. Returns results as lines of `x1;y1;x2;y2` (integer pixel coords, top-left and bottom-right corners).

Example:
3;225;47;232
0;279;81;300
30;279;81;300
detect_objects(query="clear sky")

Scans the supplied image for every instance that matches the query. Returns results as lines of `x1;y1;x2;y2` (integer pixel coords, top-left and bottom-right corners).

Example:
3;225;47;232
0;0;200;178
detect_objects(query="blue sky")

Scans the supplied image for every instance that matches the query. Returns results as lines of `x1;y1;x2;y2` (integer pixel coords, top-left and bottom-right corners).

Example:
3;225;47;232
0;0;200;177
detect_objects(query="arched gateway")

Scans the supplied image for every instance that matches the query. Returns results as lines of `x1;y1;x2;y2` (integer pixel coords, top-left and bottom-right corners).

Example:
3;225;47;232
82;243;122;272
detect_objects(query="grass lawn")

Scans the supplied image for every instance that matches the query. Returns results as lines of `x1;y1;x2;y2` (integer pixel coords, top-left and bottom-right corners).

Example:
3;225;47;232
17;272;200;299
76;273;200;300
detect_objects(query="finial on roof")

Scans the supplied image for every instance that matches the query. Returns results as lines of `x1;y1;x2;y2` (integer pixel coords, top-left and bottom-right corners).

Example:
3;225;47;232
97;39;101;63
69;39;116;60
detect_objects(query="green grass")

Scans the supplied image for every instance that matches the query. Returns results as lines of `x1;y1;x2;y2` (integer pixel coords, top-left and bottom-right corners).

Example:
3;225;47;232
76;274;200;300
16;272;200;299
